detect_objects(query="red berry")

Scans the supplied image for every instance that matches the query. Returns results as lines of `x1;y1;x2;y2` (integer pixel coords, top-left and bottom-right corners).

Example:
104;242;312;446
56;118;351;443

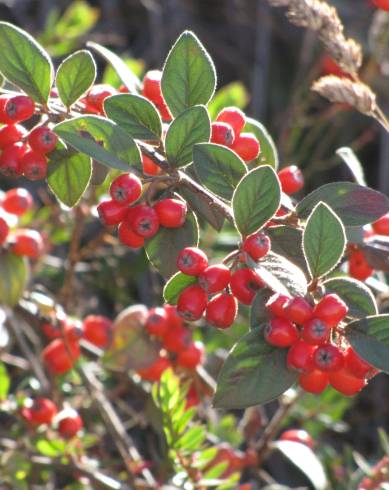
2;188;33;215
118;220;145;248
320;54;348;78
5;95;35;122
142;70;164;106
349;250;373;281
301;318;330;345
285;297;313;325
198;264;231;293
11;229;44;258
163;304;184;329
109;173;142;206
86;84;116;113
58;412;83;438
216;107;246;136
372;212;389;235
328;368;366;396
64;319;84;342
0;95;14;124
42;338;80;375
242;231;271;261
278;165;304;195
177;285;208;321
211;122;235;146
299;369;329;394
205;293;238;329
97;199;128;226
142;154;162;176
20;150;48;180
313;344;344;372
83;315;112;349
279;429;314;449
157;100;172;121
0;217;9;244
0;124;27;149
230;268;264;305
146;307;169;337
28;127;58;153
154;198;187;228
137;356;171;381
129;205;160;238
28;398;57;425
265;293;290;319
372;0;389;11
313;294;348;327
176;341;204;369
42;312;67;340
229;132;260;161
0;142;27;177
177;247;208;276
344;346;374;379
163;324;191;353
287;340;316;372
264;318;299;347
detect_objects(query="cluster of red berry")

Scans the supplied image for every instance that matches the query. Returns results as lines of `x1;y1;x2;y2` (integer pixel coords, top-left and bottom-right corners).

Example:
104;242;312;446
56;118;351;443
21;397;83;439
0;94;58;179
264;292;377;396
0;187;44;258
97;171;188;247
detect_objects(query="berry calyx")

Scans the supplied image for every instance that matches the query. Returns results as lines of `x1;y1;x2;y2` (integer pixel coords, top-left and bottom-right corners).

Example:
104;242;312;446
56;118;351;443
299;369;329;394
285;296;313;325
5;95;35;122
129;205;160;238
137;356;171;381
344;346;375;379
109;173;142;206
313;293;349;327
20;150;48;180
287;340;316;372
97;199;128;227
216;107;246;136
58;412;83;438
229;132;260;161
118;220;145;249
177;247;208;276
176;341;204;369
28;126;58;153
177;284;208;321
11;229;44;258
372;212;389;235
266;293;290;319
0;124;27;149
146;307;169;337
264;318;299;347
301;318;330;345
328;368;366;396
230;267;264;305
279;429;314;449
42;338;80;375
242;231;271;261
27;398;58;425
313;344;344;372
2;188;33;215
211;122;235;146
277;165;304;195
198;264;231;293
83;315;113;349
205;293;238;329
154;198;187;228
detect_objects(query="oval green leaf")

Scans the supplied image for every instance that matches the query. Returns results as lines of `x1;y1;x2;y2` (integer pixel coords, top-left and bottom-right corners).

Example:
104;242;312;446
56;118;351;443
165;105;210;168
193;143;247;200
232;165;281;236
267;226;308;274
323;277;377;319
303;202;346;279
145;212;199;277
56;50;96;108
213;329;298;409
244;117;279;169
163;272;198;305
0;22;53;103
297;182;389;226
54;115;141;172
161;31;216;117
104;93;162;142
0;252;29;307
179;186;225;231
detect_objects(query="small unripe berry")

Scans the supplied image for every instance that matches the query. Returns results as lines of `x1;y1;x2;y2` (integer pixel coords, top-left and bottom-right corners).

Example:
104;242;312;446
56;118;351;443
285;297;313;325
328;368;366;396
242;231;270;261
211;122;235;146
344;346;375;379
265;293;290;319
28;126;58;153
20;150;48;181
278;165;304;195
230;268;264;305
137;356;171;381
118;220;145;248
349;250;373;281
5;95;35;122
177;284;208;321
299;369;329;394
0;217;9;244
86;84;116;113
58;412;83;438
0;124;27;149
216;107;246;136
142;154;162;176
264;318;299;347
109;173;142;206
142;70;164;106
230;132;260;161
146;307;169;337
28;398;58;425
176;341;204;369
279;429;314;449
154;198;187;228
11;229;44;258
177;247;208;276
198;264;231;293
313;293;348;327
313;344;344;372
97;199;128;226
0;142;27;177
205;293;238;328
372;212;389;235
2;187;33;215
83;315;113;349
301;318;330;345
287;340;316;372
42;338;80;375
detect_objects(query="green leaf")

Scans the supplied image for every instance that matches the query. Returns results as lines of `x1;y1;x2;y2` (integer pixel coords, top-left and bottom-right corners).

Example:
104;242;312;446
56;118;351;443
323;277;377;318
193;143;247;200
213;329;298;409
0;252;29;307
0;362;9;401
176;425;206;452
104;94;162;142
303;202;346;279
244;117;279;169
232;166;281;236
56;49;96;108
48;149;91;207
336;147;366;186
297;182;389;226
179;186;225;231
267;226;308;274
145;212;199;277
35;439;67;457
87;41;141;93
163;272;198;305
345;315;389;373
0;22;53;103
208;82;249;118
165;106;210;168
161;31;216;117
54;115;141;172
250;289;272;329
